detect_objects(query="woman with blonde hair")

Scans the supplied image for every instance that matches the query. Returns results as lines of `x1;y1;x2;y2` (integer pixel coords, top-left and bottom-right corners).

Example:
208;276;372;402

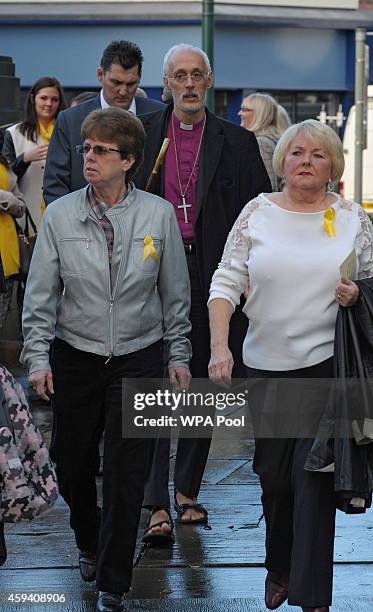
208;119;373;611
238;92;280;190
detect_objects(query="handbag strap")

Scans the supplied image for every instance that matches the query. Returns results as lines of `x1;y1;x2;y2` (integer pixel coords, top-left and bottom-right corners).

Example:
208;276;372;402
0;256;6;293
13;218;23;236
24;208;37;238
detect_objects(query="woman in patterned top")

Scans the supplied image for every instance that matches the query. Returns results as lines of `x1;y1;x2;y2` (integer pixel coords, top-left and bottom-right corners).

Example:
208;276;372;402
207;119;373;612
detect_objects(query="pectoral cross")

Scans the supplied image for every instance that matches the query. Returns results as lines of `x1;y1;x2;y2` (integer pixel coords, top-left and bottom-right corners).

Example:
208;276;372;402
178;195;192;224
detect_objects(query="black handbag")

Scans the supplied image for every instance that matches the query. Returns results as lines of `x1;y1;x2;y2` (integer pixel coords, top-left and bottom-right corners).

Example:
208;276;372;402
14;208;37;280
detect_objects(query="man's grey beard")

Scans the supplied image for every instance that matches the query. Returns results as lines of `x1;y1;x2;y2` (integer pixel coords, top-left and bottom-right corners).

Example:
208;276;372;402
178;91;207;115
179;104;203;115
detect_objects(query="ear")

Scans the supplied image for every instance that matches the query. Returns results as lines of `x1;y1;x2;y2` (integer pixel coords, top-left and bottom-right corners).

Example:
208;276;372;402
207;71;214;90
97;67;104;84
122;155;136;173
163;75;170;88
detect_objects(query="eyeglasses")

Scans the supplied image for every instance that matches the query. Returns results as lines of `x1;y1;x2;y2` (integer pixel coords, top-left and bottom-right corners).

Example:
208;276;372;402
76;144;123;156
167;71;207;84
240;107;254;113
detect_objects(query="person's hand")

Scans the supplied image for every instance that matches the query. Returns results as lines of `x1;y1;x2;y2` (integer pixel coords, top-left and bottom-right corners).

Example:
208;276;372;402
23;144;49;163
169;366;191;391
29;369;54;401
208;345;234;388
335;278;359;307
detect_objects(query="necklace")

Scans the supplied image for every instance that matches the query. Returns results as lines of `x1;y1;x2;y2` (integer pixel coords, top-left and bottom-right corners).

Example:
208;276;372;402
171;114;206;224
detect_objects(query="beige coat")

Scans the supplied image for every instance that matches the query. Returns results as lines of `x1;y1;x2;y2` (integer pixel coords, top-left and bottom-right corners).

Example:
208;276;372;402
6;124;45;230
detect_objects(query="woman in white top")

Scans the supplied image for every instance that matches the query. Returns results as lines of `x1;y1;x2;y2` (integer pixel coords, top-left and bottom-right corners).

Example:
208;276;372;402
238;93;280;191
2;76;66;230
208;120;373;612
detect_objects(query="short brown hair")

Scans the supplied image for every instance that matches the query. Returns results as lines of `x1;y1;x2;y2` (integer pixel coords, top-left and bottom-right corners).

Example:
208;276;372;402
81;107;145;184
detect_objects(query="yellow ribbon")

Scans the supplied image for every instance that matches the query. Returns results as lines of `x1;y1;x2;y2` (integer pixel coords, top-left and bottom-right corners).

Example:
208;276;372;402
323;207;336;237
143;234;158;261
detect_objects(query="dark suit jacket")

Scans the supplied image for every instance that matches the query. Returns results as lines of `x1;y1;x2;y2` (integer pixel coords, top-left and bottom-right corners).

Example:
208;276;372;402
136;105;272;373
43;94;164;204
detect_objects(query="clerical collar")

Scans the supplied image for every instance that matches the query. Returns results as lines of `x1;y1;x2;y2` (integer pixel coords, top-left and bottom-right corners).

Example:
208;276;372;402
173;112;206;131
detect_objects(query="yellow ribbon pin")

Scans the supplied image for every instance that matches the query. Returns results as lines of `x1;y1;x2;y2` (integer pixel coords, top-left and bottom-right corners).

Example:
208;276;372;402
323;207;336;237
143;234;158;261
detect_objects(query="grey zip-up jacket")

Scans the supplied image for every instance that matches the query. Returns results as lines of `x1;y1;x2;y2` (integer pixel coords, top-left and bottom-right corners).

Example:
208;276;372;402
21;185;192;375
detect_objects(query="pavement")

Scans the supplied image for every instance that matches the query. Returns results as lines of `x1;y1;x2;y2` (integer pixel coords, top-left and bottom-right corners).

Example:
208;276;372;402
0;360;372;611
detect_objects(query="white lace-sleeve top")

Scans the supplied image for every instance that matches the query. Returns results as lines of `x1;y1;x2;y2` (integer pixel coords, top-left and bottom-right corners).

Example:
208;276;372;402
209;193;373;371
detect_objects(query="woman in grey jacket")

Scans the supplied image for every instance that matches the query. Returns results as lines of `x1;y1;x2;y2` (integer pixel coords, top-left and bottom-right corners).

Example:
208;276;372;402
21;107;191;612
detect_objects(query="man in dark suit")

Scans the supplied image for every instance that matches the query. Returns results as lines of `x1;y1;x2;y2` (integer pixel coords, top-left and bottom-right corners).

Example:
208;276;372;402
43;40;164;204
135;43;271;540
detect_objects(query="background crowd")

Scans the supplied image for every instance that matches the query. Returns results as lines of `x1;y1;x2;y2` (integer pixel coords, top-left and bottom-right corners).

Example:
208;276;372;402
1;38;372;612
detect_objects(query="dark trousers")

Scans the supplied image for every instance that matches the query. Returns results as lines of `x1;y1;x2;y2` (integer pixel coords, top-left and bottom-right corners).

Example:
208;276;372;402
50;337;163;593
247;358;336;607
144;252;211;508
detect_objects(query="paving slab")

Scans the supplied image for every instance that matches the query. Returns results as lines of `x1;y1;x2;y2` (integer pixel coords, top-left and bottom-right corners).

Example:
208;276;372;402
0;370;372;611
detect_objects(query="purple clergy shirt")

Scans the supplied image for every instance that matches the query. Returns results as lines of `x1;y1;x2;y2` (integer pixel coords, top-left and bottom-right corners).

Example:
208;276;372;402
164;112;205;242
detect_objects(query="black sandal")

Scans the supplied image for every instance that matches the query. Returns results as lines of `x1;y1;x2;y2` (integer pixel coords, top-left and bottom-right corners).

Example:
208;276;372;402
174;491;208;525
141;507;174;545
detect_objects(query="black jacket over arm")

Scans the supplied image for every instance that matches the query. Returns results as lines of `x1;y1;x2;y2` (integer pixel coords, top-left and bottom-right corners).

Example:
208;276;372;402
306;278;373;513
136;105;272;374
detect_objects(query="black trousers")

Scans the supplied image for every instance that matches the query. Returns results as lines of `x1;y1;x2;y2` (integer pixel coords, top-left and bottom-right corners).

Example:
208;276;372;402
144;252;211;508
50;337;163;593
247;358;336;608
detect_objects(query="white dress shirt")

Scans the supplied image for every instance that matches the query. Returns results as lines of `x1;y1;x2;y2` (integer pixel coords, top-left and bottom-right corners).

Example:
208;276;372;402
100;90;137;114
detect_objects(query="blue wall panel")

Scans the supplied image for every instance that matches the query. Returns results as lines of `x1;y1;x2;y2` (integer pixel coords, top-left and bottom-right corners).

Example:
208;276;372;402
0;23;347;91
0;25;200;88
215;26;347;91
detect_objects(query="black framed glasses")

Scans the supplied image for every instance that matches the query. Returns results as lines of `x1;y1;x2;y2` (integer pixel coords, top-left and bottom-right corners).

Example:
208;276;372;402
76;144;123;156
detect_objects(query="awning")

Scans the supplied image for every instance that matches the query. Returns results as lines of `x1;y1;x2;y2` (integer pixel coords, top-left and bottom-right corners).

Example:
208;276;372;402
0;2;372;30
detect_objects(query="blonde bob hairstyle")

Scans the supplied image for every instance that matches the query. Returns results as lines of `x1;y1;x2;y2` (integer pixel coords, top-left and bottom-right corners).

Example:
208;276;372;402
272;119;345;183
244;93;279;139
